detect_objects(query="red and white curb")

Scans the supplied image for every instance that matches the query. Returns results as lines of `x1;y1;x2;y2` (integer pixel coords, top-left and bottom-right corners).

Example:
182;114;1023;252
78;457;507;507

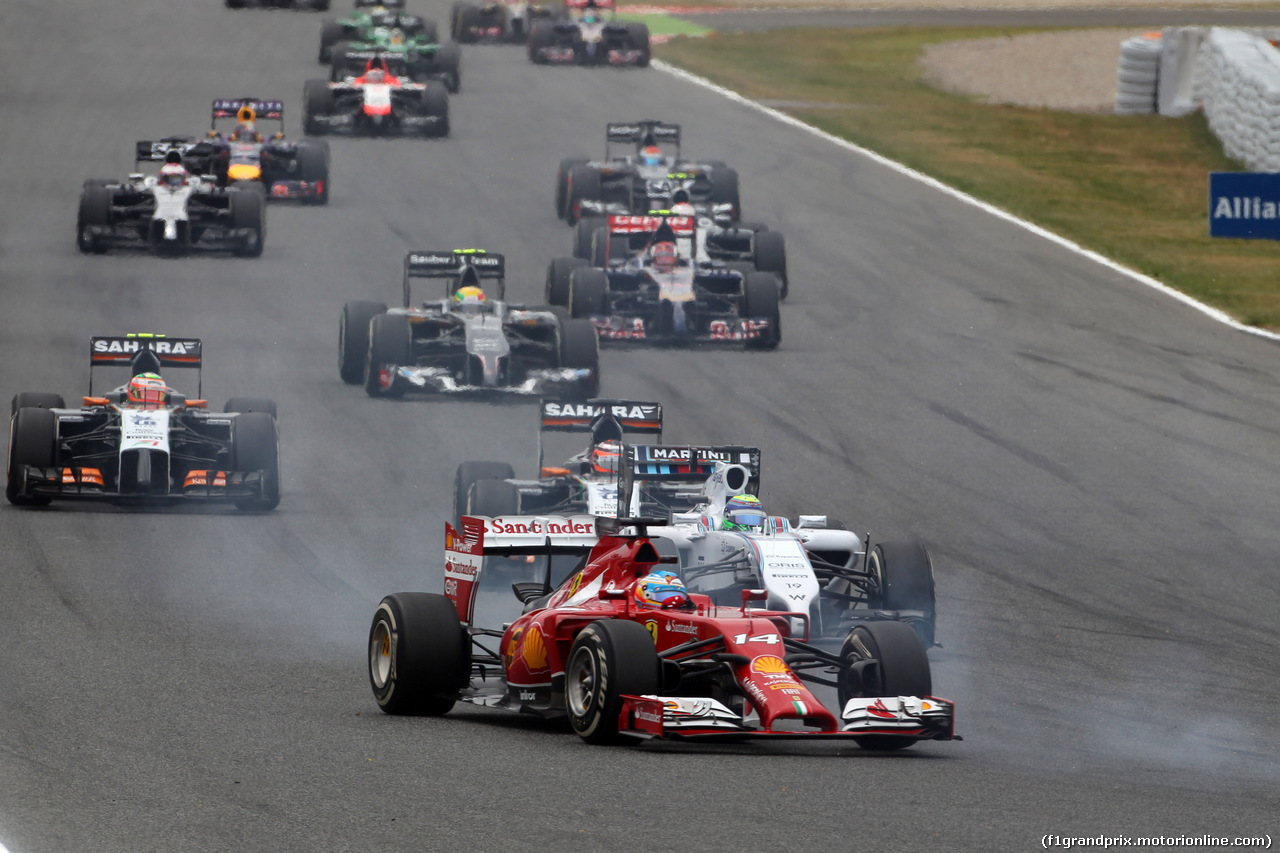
654;59;1280;342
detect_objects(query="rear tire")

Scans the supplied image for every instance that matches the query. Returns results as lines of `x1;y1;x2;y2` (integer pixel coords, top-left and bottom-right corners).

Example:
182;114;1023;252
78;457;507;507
340;300;387;384
546;256;587;307
627;22;650;67
319;20;344;62
558;159;589;219
229;411;280;510
753;230;788;299
327;40;352;81
564;165;601;224
454;460;516;523
303;79;333;135
364;313;412;398
467;477;520;518
77;185;112;253
435;42;462;93
573;215;605;259
569;267;608;319
456;3;483;42
558;318;600;399
296;141;330;205
7;407;57;506
869;540;937;649
838;621;932;750
528;19;555;64
420;80;450;137
742;271;780;349
565;620;660;744
369;593;468;715
229;189;265;258
709;166;740;220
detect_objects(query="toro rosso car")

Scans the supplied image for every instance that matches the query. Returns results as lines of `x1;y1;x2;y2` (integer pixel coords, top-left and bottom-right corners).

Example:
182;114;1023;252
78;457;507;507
453;398;709;523
527;0;649;68
7;335;279;511
557;121;739;224
200;99;329;203
547;213;781;347
339;250;600;399
451;0;561;43
304;53;449;137
327;20;460;92
78;144;265;257
319;0;434;63
368;514;957;748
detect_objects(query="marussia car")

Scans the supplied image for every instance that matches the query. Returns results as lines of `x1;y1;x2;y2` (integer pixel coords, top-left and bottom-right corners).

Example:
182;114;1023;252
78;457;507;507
198;98;330;203
367;513;957;748
339;250;600;399
453;398;727;523
527;0;649;68
7;335;279;510
451;0;561;43
327;23;460;93
78;145;265;257
304;53;449;137
557;121;739;224
548;213;781;347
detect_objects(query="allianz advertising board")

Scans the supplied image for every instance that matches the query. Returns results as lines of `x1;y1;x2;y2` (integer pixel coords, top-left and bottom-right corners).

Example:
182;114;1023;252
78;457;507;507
1209;172;1280;239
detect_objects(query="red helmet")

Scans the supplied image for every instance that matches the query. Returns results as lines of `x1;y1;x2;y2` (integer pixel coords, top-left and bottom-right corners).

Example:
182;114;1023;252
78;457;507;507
591;440;620;475
127;373;167;408
640;145;662;167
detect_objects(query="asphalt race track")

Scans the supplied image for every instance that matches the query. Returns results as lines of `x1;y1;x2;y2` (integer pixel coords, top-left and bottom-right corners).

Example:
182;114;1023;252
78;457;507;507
2;2;1279;850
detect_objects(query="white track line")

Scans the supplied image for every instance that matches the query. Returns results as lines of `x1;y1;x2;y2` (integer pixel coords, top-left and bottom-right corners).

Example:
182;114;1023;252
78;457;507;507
654;59;1280;343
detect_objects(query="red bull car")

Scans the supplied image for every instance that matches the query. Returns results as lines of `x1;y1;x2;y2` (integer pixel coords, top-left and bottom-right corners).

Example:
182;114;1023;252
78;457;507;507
367;514;958;749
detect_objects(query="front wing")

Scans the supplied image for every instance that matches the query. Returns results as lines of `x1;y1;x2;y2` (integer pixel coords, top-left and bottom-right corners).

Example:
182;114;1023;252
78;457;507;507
12;465;272;504
375;363;593;396
590;314;773;345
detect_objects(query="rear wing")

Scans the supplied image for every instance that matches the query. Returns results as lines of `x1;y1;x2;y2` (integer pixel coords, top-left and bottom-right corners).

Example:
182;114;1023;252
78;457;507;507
445;514;599;624
211;98;284;127
607;214;694;236
618;444;760;516
134;137;210;167
537;398;663;470
402;250;506;306
605;120;680;158
567;0;616;8
89;334;203;396
356;0;405;7
333;47;410;78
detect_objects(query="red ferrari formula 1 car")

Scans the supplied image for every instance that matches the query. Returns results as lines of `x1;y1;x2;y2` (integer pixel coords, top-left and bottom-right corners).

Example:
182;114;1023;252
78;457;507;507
368;514;957;748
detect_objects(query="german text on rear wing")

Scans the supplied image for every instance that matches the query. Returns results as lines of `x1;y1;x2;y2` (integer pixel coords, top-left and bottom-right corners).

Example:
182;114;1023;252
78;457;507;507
403;250;506;306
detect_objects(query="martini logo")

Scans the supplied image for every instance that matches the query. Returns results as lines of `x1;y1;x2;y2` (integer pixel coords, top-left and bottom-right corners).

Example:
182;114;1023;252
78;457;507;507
750;655;788;675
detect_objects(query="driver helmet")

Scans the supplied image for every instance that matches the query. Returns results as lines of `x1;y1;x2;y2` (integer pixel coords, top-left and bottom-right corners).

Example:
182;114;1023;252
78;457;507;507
634;569;690;609
722;494;766;531
670;202;696;217
127;373;167;408
157;163;188;189
389;27;405;45
453;285;487;314
231;121;260;142
366;67;387;84
590;439;620;475
640;145;662;167
651;240;678;272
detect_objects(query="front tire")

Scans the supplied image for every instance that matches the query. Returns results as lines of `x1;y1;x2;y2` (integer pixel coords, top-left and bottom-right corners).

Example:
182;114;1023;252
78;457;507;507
369;593;468;715
453;460;516;523
565;620;660;744
838;621;932;750
7;407;57;506
364;313;412;398
229;411;280;510
340;300;387;384
742;271;780;350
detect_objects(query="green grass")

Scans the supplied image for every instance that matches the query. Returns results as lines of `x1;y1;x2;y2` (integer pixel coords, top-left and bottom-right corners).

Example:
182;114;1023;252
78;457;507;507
617;11;713;38
658;27;1280;330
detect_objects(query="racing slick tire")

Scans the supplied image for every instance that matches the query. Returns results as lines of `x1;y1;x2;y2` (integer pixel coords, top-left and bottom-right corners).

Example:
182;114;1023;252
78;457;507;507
564;165;601;224
303;79;334;136
572;215;604;259
546;256;588;307
709;166;740;220
752;230;788;299
838;621;932;750
455;3;483;42
529;19;556;64
557;318;600;399
327;41;353;81
223;397;278;419
453;460;516;523
435;42;462;94
467;477;520;519
296;141;330;205
742;271;781;350
558;159;589;219
369;593;469;715
420;81;450;137
7;407;57;506
568;267;608;319
868;540;937;649
340;300;388;384
10;393;65;416
627;22;651;67
364;313;412;398
77;185;112;254
566;619;660;744
589;227;628;267
319;20;345;62
229;411;280;511
229;189;266;258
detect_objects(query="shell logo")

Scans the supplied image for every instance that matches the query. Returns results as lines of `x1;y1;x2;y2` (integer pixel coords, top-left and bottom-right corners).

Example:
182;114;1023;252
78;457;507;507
750;655;788;674
522;626;549;671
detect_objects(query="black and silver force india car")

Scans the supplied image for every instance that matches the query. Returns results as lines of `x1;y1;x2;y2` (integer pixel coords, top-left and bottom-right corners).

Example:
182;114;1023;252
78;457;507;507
451;0;561;43
527;0;648;68
339;250;600;399
200;98;330;203
78;145;265;257
304;53;449;137
546;213;781;347
453;398;677;523
564;205;790;298
7;335;280;511
556;121;739;224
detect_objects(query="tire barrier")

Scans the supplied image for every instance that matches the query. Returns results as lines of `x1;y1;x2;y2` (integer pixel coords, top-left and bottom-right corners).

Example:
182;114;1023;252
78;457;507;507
1114;34;1161;115
1197;28;1280;171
